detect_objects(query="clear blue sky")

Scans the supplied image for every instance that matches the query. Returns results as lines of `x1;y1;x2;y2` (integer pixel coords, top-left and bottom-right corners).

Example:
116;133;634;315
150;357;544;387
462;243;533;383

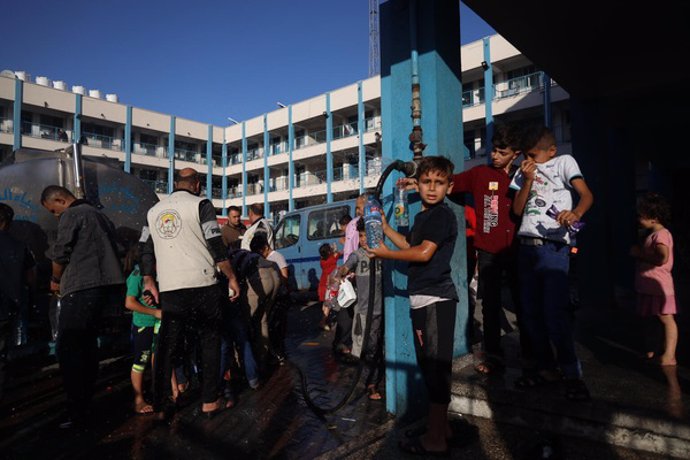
3;1;494;126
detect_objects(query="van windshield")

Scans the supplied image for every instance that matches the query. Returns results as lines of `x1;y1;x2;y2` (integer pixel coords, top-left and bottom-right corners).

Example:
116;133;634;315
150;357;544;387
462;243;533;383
275;214;300;249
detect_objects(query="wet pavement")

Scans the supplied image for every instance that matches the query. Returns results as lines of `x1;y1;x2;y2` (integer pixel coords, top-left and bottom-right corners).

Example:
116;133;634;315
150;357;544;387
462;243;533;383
0;296;391;459
2;285;689;459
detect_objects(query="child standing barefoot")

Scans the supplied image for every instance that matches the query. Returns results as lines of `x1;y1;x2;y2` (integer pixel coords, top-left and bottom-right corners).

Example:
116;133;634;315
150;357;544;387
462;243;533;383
630;192;678;366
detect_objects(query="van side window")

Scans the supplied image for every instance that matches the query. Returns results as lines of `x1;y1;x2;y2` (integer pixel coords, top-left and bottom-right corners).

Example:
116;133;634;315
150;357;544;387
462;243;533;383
275;214;300;249
307;206;349;240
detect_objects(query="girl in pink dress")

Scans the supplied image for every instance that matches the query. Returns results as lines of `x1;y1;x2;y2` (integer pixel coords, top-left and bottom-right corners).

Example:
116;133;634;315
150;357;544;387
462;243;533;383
630;192;677;366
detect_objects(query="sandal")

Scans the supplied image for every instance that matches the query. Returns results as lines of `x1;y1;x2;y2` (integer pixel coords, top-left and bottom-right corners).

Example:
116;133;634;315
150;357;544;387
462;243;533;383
473;359;505;375
367;385;383;401
134;401;154;415
398;436;449;457
564;378;591;402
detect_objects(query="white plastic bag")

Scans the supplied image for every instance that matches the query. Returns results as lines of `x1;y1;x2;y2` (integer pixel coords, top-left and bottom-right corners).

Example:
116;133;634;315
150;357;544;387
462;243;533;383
337;278;357;309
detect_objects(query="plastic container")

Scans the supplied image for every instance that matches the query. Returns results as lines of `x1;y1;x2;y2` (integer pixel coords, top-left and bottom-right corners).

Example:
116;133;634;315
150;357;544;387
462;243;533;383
394;184;409;227
363;196;383;248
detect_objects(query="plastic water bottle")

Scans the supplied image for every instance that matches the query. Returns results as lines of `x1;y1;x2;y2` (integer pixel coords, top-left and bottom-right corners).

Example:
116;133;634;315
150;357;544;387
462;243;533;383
363;196;384;249
394;184;409;227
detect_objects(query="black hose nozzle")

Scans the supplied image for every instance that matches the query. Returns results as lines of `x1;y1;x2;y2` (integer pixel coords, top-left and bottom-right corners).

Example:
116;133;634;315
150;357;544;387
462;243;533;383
392;159;418;178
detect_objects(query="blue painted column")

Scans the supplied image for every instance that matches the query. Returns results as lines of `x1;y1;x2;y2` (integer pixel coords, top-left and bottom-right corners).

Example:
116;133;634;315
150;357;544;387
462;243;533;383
263;114;270;217
357;81;365;193
222;134;228;216
13;78;23;151
74;93;82;145
241;122;247;217
482;36;494;155
543;72;552;129
381;0;465;418
288;105;295;211
206;125;213;200
124;105;132;173
167;116;175;194
325;93;333;203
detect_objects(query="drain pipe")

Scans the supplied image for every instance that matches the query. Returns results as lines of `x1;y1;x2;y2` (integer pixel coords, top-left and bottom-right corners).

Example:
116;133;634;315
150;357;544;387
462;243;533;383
409;0;425;162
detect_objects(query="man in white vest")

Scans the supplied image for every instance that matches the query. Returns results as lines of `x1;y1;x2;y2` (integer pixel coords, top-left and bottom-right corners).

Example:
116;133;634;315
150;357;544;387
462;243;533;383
241;203;274;251
140;168;240;418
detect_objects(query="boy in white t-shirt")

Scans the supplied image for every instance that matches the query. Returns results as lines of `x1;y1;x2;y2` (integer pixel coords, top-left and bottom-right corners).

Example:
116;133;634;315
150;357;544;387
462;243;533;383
510;124;594;401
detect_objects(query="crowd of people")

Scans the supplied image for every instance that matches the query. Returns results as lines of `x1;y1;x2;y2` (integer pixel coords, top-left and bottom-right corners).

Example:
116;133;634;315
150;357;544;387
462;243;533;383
0;121;679;456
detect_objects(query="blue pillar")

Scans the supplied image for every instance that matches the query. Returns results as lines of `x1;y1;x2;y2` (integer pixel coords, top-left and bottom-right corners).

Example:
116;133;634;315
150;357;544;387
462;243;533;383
543;72;552;129
482;36;494;155
167;116;175;194
206;125;213;200
241;122;247;217
288;105;295;211
124;105;132;173
357;81;365;193
74;93;82;145
263;114;270;217
381;0;465;418
222;134;228;216
325;93;333;203
13;78;23;151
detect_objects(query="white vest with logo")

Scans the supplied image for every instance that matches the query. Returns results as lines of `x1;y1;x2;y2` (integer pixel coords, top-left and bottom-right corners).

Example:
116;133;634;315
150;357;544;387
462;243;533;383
147;191;217;292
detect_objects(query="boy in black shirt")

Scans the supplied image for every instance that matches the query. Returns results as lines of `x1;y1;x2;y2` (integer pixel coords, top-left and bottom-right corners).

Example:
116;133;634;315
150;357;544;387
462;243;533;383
368;156;458;456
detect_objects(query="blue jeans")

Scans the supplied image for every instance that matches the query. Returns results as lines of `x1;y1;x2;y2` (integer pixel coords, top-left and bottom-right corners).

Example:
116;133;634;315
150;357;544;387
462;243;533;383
518;242;581;379
220;303;259;388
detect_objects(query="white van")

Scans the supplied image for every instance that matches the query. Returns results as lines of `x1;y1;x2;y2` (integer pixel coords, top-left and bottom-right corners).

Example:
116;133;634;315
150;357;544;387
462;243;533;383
274;199;356;291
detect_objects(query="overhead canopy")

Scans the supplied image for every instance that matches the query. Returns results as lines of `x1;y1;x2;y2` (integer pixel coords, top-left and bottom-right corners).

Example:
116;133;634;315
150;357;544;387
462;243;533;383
463;1;690;104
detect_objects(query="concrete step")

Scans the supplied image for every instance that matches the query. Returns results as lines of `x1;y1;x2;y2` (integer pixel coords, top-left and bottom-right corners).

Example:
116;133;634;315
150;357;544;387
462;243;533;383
450;333;690;459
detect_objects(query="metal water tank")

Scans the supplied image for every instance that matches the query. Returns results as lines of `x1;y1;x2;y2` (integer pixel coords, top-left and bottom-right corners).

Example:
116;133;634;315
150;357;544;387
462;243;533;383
52;80;67;90
72;85;85;95
15;71;28;81
105;93;119;103
35;76;50;86
88;89;102;99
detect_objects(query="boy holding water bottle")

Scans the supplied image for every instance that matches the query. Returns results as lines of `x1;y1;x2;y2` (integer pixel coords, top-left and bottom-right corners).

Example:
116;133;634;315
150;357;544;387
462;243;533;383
368;156;459;456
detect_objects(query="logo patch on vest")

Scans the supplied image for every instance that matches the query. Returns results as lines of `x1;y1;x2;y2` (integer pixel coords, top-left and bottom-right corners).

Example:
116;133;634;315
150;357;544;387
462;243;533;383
155;210;182;239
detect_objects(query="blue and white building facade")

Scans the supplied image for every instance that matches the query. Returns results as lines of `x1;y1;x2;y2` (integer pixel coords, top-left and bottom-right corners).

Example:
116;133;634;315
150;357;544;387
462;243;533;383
0;34;571;218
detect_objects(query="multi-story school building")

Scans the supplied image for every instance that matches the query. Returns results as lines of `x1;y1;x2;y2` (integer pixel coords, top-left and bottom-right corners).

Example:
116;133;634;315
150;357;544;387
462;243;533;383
0;34;569;220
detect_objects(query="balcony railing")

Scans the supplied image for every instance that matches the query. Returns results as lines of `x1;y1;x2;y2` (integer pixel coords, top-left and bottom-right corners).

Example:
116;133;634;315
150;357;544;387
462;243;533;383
495;71;544;99
461;71;553;107
83;132;121;151
462;87;485;107
174;148;198;163
21;122;71;142
1;118;13;134
133;142;159;156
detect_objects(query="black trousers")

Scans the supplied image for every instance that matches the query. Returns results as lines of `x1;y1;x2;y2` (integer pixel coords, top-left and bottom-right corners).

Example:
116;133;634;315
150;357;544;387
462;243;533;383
57;286;109;419
154;284;223;409
411;301;457;405
477;248;530;359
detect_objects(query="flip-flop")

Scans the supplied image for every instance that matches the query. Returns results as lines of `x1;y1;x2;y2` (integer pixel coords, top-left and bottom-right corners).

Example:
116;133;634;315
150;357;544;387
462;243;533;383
134;402;154;415
367;386;383;401
398;436;449;457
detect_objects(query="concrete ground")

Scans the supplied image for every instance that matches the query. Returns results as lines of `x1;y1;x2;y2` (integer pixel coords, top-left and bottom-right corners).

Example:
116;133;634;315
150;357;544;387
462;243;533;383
1;284;688;459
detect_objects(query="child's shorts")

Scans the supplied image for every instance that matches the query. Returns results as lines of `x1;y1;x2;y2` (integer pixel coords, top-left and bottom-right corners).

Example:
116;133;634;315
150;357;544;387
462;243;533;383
637;293;676;316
